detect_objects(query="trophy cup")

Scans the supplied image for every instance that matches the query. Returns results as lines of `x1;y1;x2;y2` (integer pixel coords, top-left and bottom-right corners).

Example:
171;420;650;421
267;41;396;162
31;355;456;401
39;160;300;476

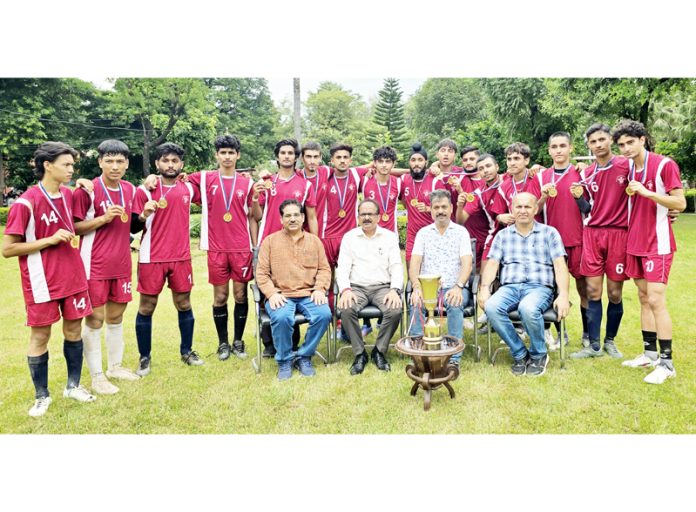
418;274;442;350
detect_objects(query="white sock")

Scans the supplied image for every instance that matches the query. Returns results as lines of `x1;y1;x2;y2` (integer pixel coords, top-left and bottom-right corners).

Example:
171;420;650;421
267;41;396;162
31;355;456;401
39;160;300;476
105;322;124;370
82;325;103;376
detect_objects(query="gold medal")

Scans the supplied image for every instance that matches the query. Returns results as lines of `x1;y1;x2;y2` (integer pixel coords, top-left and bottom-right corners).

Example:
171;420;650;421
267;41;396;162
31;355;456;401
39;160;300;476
338;209;347;218
448;176;459;185
223;212;233;222
120;212;129;223
417;202;425;209
548;186;557;198
263;180;273;189
70;236;80;249
158;198;168;209
382;213;389;222
410;198;419;207
466;193;475;202
626;188;635;196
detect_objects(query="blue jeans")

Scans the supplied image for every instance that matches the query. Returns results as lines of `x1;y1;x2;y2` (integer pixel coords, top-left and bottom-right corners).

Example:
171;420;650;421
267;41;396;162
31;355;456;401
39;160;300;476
409;286;470;362
265;297;332;363
484;283;553;361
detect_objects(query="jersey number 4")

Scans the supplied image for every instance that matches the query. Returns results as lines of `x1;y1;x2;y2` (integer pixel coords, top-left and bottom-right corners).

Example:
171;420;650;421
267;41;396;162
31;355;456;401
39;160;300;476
72;297;87;310
40;211;58;226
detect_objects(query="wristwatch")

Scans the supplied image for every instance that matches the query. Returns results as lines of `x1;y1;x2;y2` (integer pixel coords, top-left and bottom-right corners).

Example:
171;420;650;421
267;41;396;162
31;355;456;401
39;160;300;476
391;288;402;295
455;281;465;290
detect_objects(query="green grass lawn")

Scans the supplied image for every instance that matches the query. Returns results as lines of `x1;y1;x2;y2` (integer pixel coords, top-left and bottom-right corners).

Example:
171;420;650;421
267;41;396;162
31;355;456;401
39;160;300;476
2;217;696;434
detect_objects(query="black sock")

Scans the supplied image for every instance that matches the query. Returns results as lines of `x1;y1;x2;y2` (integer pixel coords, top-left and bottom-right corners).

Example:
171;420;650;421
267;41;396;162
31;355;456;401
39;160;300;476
587;299;602;350
658;339;672;361
580;306;588;338
135;313;152;358
178;309;195;355
27;352;49;399
605;300;624;340
261;324;273;350
63;340;83;389
233;302;248;341
362;318;371;328
292;324;300;352
213;305;229;345
642;330;657;353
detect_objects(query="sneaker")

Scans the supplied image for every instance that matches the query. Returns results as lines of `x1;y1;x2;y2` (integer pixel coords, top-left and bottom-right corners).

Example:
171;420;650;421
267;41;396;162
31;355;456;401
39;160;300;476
217;342;231;361
91;374;119;395
277;360;293;381
546;329;559;351
361;324;373;337
182;351;204;366
262;346;276;358
570;346;604;359
644;362;676;384
28;396;52;417
106;365;140;381
581;334;590;348
622;353;659;368
603;342;623;359
232;340;248;360
136;356;151;377
294;356;316;377
63;385;96;402
527;354;549;377
510;356;528;376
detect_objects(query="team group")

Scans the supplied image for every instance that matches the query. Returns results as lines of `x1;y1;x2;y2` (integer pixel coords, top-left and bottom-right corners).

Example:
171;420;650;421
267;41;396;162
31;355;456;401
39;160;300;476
1;118;685;417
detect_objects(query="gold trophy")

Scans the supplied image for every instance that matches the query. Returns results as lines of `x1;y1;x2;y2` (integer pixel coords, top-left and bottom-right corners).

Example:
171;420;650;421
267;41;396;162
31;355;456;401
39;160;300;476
418;274;442;350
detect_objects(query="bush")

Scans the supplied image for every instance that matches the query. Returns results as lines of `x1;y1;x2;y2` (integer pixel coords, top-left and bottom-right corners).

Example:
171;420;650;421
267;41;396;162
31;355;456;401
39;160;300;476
397;213;407;249
190;214;201;238
0;207;8;226
686;189;696;213
190;203;202;215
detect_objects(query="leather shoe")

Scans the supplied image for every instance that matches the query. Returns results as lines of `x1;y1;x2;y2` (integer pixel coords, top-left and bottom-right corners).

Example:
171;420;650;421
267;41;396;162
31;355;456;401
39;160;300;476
371;347;391;371
350;352;368;375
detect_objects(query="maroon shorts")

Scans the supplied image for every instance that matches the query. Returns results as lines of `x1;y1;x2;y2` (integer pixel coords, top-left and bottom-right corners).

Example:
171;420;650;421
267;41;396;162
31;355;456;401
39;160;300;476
322;237;342;268
88;277;132;308
580;227;629;282
26;289;93;327
625;253;673;284
565;245;583;279
207;251;253;285
473;238;485;268
137;260;194;295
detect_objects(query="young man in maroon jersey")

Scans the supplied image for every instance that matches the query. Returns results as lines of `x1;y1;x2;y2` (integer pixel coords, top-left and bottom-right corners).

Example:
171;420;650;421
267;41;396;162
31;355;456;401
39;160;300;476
535;132;589;350
613;120;686;384
186;135;257;362
252;139;318;357
299;141;329;235
3;142;96;417
73;140;140;395
132;143;203;376
569;123;630;360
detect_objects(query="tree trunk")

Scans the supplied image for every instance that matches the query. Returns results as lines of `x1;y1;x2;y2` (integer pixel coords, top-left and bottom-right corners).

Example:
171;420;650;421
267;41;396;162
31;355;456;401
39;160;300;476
0;155;6;206
293;78;302;144
142;133;151;177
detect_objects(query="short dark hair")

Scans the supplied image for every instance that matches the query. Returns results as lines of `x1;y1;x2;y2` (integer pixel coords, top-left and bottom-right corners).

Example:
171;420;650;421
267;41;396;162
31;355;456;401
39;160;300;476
329;143;353;157
429;189;451;205
612;120;648;143
372;146;397;162
301;141;322;157
215;134;241;152
477;153;498;165
584;123;612;142
548;131;571;144
33;142;78;179
97;139;129;159
279;198;304;216
504;142;531;159
460;145;480;158
274;138;300;158
154;142;185;160
358;198;380;214
436;138;458;153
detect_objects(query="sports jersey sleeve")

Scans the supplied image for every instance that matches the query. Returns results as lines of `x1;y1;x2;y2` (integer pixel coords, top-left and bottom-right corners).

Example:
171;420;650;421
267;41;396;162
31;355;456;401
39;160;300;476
526;177;541;198
434;178;447;191
4;201;30;237
187;171;203;205
303;181;317;208
488;191;508;217
72;187;91;221
662;160;682;193
132;187;148;215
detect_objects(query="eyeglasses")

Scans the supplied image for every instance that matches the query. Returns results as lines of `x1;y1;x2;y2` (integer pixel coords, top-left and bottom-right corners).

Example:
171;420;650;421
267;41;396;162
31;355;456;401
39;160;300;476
359;212;379;217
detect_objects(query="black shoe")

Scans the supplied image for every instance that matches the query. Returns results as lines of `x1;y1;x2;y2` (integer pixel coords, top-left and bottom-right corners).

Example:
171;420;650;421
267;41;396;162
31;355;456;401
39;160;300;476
262;345;276;358
510;355;528;376
350;352;369;375
526;354;549;377
217;342;231;361
371;347;391;372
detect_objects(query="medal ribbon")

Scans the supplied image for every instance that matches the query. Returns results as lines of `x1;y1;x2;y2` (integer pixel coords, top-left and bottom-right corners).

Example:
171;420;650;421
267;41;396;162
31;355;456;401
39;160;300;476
412;177;425;203
38;182;74;233
375;178;391;217
511;170;528;197
98;177;125;208
158;177;176;202
332;173;348;211
629;151;649;185
550;165;572;187
578;158;613;187
218;171;238;213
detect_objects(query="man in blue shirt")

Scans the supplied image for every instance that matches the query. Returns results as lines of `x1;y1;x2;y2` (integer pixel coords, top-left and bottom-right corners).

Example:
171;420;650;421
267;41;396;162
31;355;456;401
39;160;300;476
477;192;570;376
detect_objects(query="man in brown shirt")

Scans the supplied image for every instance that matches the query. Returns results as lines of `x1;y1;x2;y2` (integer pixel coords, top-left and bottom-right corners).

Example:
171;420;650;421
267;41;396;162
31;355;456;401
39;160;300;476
256;199;332;380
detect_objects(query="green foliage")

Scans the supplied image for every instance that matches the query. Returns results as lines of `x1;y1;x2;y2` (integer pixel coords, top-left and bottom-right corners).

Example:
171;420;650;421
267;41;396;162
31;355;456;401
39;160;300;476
0;206;8;225
685;189;696;213
397;211;407;249
189;214;201;238
370;79;409;163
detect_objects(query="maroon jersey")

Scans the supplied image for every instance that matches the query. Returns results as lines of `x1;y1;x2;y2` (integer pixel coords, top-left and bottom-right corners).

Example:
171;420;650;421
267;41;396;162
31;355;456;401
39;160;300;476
535;166;584;247
73;177;136;280
401;173;446;245
580;157;630;229
300;166;330;233
188;171;254;253
258;172;316;244
5;185;88;304
322;167;369;238
626;152;682;256
445;172;483;221
361;175;402;233
132;180;198;264
463;179;500;250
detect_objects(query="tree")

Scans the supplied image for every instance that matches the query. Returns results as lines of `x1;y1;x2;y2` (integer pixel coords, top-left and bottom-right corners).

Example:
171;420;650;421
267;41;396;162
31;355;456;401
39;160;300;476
370;78;408;159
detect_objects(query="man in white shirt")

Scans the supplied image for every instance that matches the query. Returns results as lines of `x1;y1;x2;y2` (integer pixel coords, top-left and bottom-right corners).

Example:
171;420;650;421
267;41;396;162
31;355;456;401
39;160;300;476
336;199;403;375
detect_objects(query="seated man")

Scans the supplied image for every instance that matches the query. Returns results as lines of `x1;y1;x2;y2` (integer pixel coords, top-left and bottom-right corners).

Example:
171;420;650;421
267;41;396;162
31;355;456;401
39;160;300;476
336;199;403;375
478;192;570;377
255;199;332;380
409;189;473;367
